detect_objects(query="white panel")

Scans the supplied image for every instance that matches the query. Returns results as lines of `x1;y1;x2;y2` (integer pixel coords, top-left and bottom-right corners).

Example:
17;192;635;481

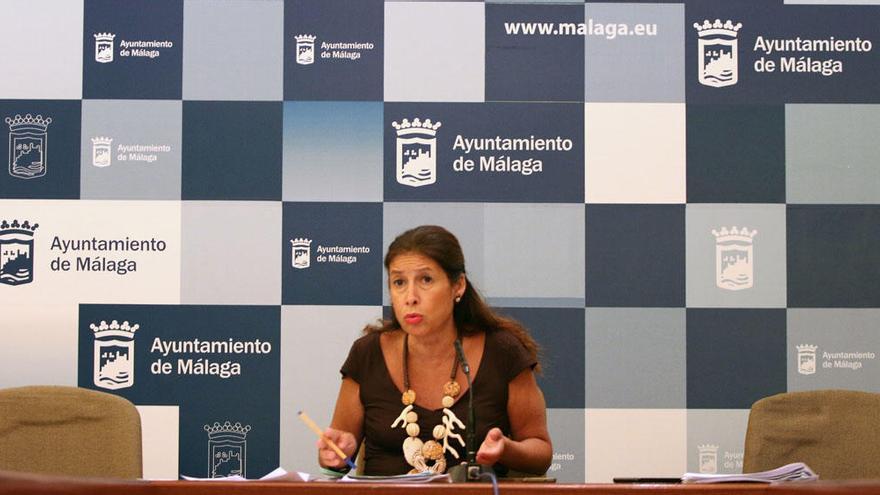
585;409;687;482
0;0;84;99
137;405;179;480
0;200;181;304
0;304;78;388
585;103;686;204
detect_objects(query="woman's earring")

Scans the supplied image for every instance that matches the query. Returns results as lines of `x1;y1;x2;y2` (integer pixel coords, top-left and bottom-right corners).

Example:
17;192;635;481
455;296;461;303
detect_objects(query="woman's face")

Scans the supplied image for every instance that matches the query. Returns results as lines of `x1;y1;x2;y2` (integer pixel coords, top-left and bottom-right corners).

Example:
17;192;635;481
388;252;465;338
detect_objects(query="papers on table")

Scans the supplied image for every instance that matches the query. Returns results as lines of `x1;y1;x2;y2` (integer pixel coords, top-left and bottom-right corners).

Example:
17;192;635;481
341;471;451;483
181;467;449;483
181;467;311;482
682;462;819;484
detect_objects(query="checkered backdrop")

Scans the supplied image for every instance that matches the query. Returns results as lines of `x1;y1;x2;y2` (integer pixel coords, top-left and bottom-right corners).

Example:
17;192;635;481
1;0;879;483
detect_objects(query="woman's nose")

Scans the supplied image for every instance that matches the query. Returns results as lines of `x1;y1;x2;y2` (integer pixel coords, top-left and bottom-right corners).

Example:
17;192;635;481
404;284;419;304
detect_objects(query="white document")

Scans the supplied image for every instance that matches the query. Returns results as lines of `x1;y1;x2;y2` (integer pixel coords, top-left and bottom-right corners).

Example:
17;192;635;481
340;471;451;483
181;467;311;482
682;462;818;484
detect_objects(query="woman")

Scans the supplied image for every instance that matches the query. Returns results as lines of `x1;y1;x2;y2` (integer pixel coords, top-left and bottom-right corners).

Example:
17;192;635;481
317;225;552;476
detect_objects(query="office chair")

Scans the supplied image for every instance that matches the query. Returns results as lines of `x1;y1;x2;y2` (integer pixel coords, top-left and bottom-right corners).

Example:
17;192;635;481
0;385;142;478
743;389;880;480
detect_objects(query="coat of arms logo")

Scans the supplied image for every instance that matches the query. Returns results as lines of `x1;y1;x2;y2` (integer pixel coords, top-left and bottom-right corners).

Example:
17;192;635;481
0;219;38;286
295;34;317;65
797;344;818;375
290;238;312;269
205;421;251;478
6;114;52;179
694;20;742;88
92;320;138;390
91;136;113;167
698;444;719;474
94;32;116;63
393;118;441;188
713;226;757;291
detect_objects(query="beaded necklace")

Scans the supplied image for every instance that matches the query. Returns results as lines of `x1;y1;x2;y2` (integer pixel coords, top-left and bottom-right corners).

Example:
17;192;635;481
390;333;467;474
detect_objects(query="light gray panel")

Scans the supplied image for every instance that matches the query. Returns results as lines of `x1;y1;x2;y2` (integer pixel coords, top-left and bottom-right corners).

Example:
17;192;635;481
0;304;78;388
0;0;83;99
279;305;382;474
282;102;383;202
788;309;880;392
182;0;283;100
80;100;182;200
686;204;786;308
382;203;486;305
687;410;750;474
490;0;581;3
484;203;584;301
586;308;685;408
585;3;684;103
384;2;485;102
547;408;586;483
784;0;880;4
786;104;880;204
181;201;281;304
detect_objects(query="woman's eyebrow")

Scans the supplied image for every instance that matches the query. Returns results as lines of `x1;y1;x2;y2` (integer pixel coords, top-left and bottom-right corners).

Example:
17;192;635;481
389;267;434;275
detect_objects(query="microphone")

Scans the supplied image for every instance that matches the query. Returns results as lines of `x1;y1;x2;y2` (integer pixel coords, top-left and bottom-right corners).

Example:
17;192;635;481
450;339;492;483
453;339;476;469
455;338;471;375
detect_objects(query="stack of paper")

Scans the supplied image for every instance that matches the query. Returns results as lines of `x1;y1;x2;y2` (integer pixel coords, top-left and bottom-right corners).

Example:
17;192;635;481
341;471;451;483
682;462;818;484
181;467;310;482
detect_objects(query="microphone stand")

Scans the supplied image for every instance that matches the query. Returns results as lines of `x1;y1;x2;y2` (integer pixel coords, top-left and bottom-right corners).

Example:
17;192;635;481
449;339;495;483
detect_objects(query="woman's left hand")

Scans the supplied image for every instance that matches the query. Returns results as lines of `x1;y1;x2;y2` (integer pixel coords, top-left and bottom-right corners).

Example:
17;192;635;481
475;427;506;466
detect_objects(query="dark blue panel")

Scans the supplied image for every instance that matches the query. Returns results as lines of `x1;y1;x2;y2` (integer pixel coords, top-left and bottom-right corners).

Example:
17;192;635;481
686;0;880;103
787;205;880;308
585;205;685;307
78;304;280;478
486;4;585;102
282;202;383;305
686;308;786;409
284;0;383;101
83;0;183;100
686;104;785;203
498;307;585;409
384;103;584;203
0;101;81;199
182;101;282;200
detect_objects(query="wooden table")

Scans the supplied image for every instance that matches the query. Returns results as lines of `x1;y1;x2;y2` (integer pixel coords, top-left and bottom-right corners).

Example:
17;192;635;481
3;471;880;495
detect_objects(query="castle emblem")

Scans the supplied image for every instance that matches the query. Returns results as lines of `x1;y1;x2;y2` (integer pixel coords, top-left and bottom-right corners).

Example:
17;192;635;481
0;220;38;286
205;421;251;478
91;136;113;168
94;33;116;63
6;114;52;179
694;19;742;88
290;238;312;269
294;34;316;65
92;320;138;390
698;444;719;474
712;226;757;291
392;118;441;188
797;344;818;376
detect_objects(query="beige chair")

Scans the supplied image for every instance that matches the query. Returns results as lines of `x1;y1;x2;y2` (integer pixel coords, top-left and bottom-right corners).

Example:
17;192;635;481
0;385;142;478
743;389;880;480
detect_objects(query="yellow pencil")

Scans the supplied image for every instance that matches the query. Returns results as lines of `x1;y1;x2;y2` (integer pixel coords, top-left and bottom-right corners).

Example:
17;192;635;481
298;411;356;471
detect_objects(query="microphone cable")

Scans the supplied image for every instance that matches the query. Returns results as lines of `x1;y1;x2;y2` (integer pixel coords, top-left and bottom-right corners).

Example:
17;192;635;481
478;470;499;495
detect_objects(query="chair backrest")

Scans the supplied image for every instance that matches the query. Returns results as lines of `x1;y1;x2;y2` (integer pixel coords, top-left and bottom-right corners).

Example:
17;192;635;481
743;389;880;480
0;385;142;479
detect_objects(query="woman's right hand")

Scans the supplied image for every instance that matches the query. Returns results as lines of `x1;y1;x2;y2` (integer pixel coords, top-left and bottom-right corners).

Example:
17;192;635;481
317;428;358;469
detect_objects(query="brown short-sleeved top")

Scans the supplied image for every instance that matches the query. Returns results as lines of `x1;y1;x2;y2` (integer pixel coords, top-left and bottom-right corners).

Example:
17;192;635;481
341;329;536;476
